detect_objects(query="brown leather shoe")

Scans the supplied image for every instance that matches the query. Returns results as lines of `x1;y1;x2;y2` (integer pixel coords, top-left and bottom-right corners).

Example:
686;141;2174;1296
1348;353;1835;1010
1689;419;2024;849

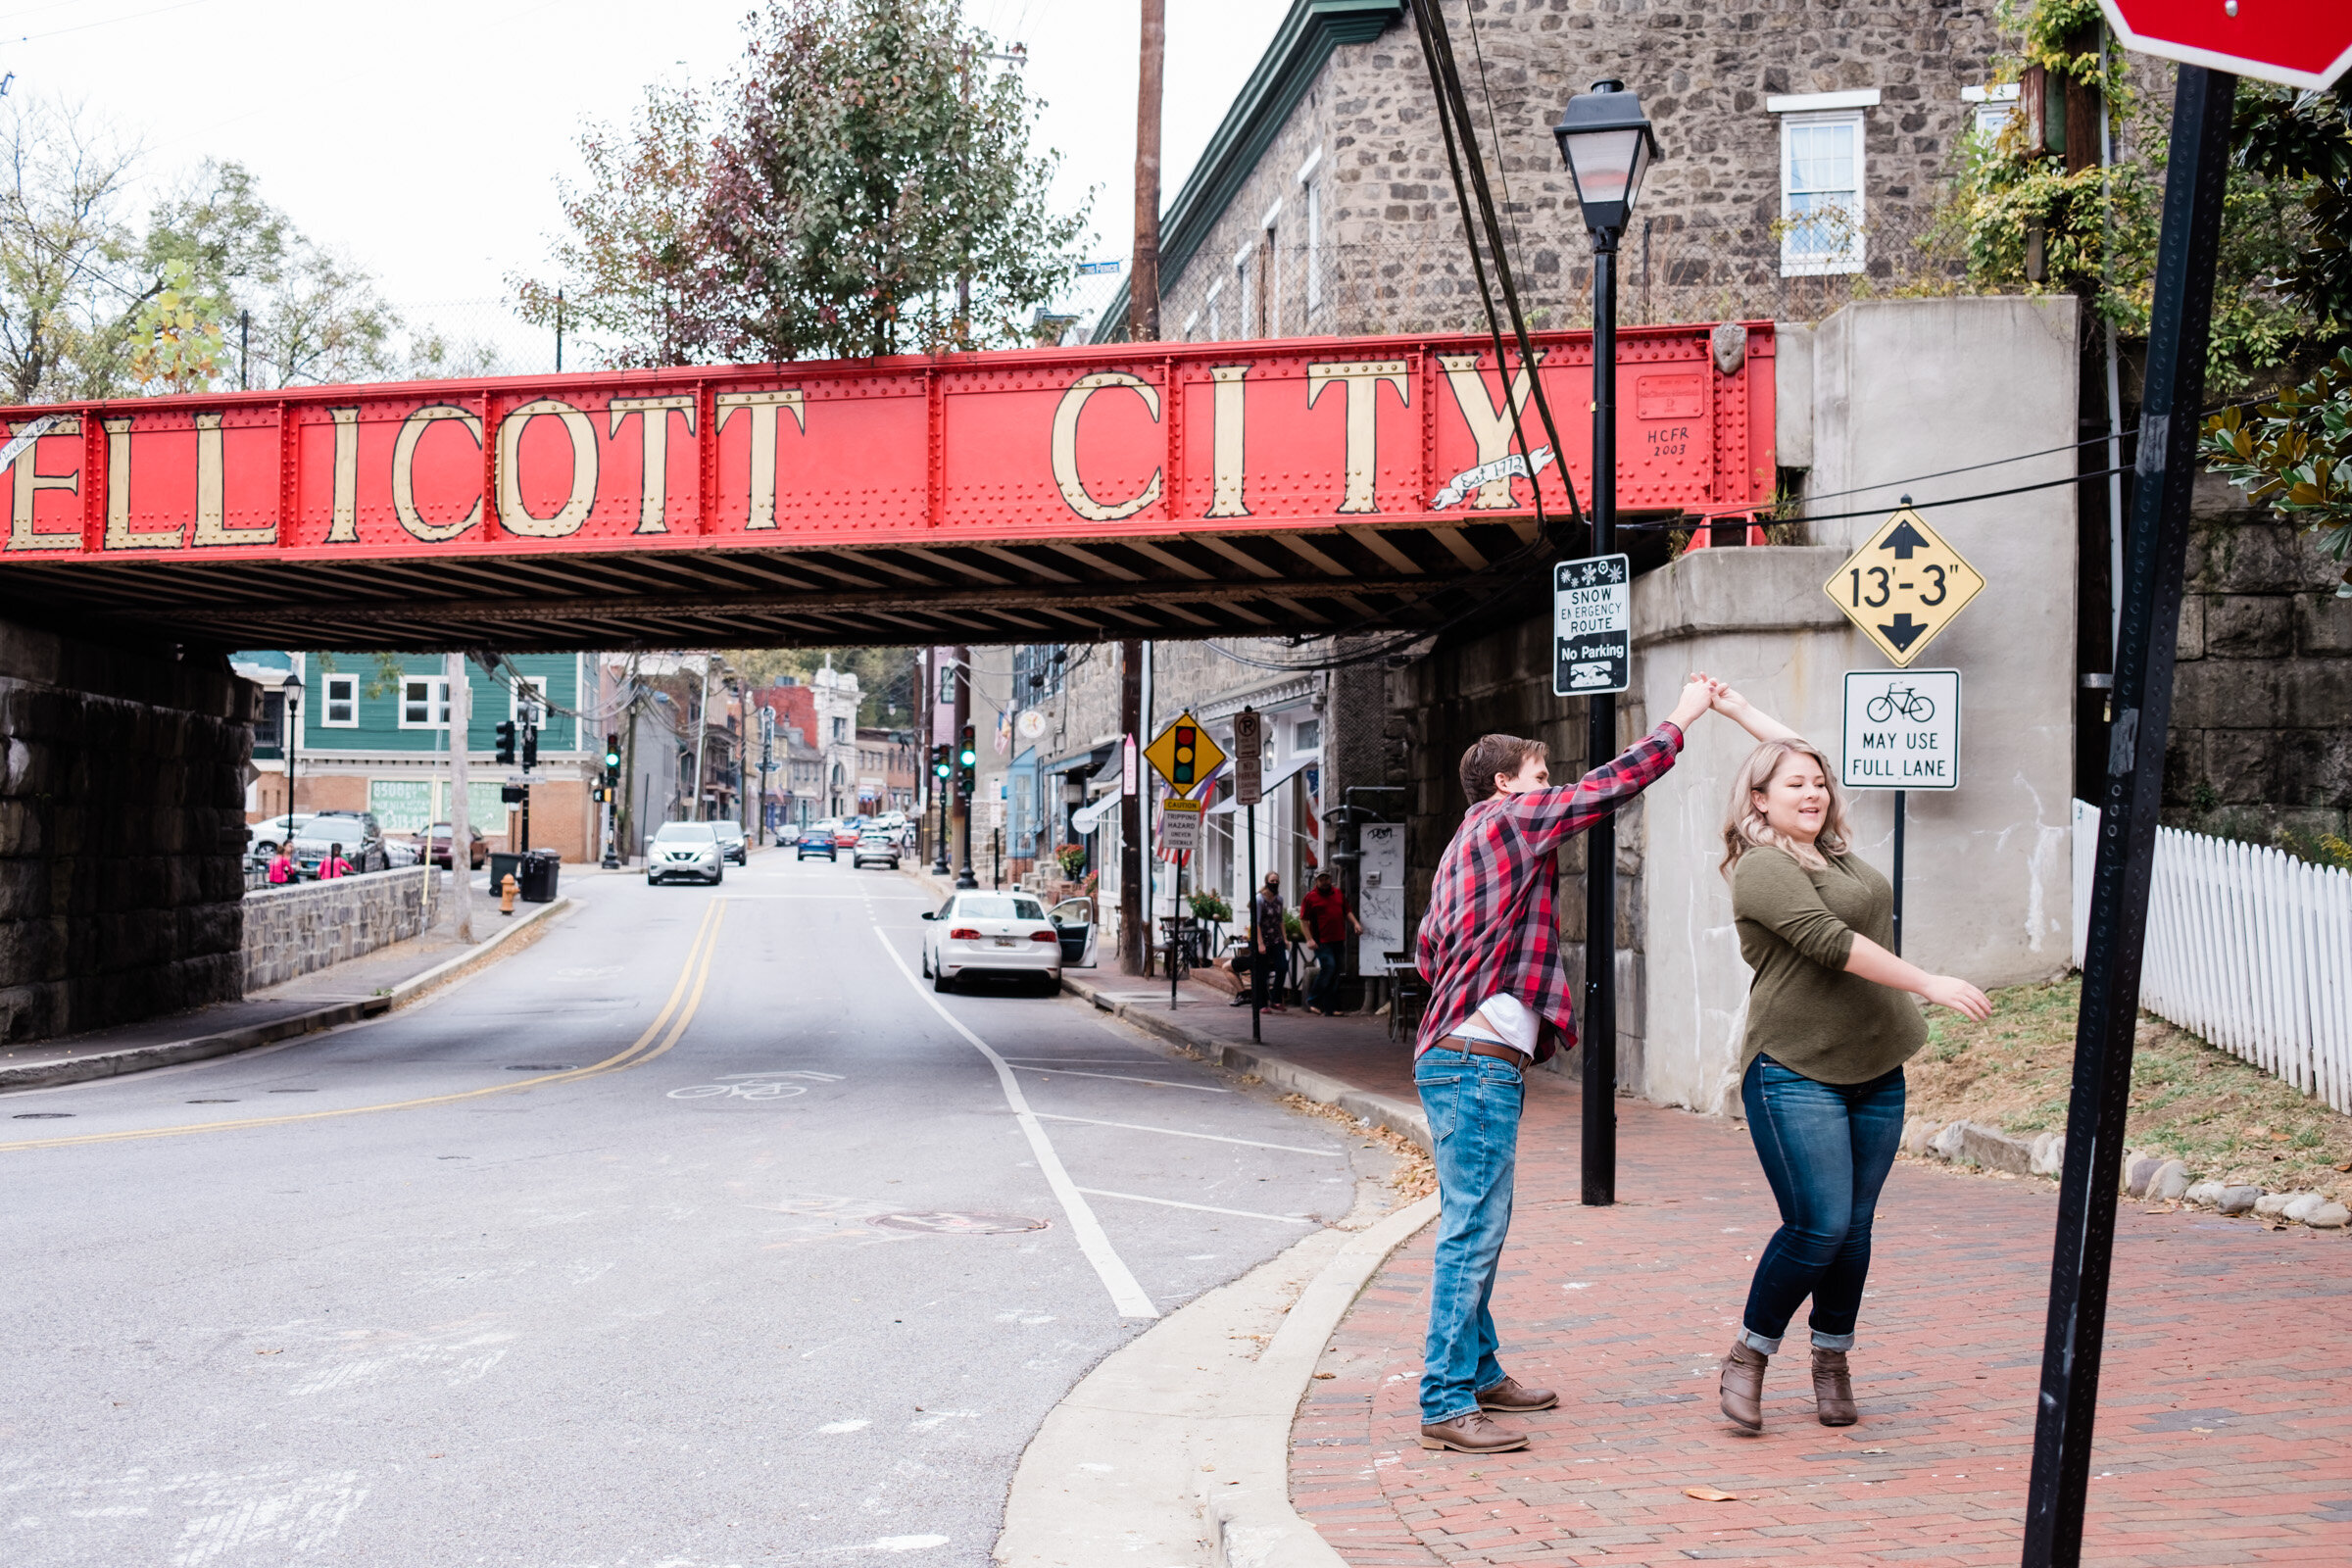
1811;1348;1858;1426
1719;1340;1768;1433
1417;1410;1531;1453
1476;1375;1558;1412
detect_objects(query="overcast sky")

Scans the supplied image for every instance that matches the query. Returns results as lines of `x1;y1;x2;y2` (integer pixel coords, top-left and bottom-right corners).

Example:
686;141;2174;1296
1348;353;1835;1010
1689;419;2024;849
9;0;1286;334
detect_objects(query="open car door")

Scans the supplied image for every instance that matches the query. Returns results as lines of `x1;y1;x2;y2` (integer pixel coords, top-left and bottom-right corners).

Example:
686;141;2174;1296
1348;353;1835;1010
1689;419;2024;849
1048;897;1098;967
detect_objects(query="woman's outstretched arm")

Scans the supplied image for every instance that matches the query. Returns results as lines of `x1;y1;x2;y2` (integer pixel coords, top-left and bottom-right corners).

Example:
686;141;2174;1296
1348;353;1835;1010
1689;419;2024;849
1843;933;1994;1020
1702;680;1805;745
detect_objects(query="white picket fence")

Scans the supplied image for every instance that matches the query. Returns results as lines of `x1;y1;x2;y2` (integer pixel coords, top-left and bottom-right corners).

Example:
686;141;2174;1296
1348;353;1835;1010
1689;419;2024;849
2073;801;2352;1114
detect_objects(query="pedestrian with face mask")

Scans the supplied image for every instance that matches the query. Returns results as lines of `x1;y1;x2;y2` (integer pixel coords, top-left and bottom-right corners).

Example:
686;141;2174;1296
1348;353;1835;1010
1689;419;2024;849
1705;685;1991;1433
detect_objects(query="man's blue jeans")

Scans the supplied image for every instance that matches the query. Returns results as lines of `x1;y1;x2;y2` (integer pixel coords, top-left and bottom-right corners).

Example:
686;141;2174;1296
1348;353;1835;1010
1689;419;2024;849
1739;1054;1905;1353
1305;945;1341;1011
1416;1045;1524;1424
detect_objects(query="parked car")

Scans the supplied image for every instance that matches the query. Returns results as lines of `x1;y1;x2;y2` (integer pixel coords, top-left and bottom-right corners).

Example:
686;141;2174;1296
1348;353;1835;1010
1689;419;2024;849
831;819;864;849
290;810;387;877
796;820;837;861
382;837;422;868
248;813;317;858
852;827;901;870
646;821;723;885
416;822;488;870
713;820;749;865
920;891;1062;994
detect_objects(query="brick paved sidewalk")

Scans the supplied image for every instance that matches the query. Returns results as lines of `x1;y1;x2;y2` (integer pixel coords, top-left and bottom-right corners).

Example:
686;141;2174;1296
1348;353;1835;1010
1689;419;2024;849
1280;1060;2352;1566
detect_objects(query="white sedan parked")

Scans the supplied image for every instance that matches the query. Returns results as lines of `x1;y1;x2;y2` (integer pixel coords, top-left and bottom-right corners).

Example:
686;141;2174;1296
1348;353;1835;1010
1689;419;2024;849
920;892;1062;994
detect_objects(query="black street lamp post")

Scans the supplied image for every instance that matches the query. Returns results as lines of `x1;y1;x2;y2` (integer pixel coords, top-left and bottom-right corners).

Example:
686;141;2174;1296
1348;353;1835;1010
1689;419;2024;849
279;670;304;858
1553;79;1660;1208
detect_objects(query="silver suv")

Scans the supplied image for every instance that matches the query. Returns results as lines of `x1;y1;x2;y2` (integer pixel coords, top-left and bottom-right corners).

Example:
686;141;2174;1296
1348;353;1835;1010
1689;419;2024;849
646;822;722;886
852;828;902;870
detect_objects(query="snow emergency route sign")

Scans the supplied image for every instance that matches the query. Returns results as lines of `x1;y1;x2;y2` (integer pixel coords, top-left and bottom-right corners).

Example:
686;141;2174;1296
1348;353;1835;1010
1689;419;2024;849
1823;505;1984;668
1841;668;1960;791
1553;553;1631;696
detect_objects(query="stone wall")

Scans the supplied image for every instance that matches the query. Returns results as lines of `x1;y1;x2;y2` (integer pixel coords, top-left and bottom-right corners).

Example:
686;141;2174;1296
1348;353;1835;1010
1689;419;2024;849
0;622;252;1042
242;866;439;993
2165;484;2352;848
1150;0;2012;342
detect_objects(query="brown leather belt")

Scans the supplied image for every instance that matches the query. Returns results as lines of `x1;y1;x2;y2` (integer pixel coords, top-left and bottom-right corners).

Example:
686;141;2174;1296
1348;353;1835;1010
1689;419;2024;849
1433;1036;1526;1072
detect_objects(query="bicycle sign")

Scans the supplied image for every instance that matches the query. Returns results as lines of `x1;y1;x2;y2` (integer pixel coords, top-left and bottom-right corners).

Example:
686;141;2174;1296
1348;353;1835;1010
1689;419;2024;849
667;1070;844;1101
1841;669;1959;790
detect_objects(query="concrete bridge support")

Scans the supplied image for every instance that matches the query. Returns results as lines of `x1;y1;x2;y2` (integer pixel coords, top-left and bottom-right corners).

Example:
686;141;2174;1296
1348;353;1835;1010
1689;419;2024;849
0;622;251;1043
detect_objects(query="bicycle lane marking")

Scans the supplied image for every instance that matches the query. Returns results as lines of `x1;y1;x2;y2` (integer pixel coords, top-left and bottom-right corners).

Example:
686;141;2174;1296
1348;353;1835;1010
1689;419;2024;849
0;901;731;1154
869;924;1158;1320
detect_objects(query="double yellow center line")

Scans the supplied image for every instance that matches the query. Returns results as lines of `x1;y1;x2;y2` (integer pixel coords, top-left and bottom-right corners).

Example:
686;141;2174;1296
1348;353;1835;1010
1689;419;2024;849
0;900;729;1154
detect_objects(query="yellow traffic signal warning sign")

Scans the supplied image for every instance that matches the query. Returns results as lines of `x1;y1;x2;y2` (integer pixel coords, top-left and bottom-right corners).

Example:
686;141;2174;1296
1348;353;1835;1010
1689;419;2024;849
1144;711;1226;792
1822;504;1985;667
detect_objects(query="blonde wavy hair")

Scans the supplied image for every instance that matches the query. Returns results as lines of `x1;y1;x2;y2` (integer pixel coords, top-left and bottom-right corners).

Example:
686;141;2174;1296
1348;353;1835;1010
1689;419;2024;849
1720;738;1852;878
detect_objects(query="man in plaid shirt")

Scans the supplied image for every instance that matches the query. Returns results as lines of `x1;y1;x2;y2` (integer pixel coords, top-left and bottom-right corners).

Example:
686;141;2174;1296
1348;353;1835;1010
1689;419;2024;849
1412;674;1720;1454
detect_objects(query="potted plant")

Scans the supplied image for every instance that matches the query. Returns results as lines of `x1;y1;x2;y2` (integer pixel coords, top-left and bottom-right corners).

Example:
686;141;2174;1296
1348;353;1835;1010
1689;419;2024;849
1056;843;1088;880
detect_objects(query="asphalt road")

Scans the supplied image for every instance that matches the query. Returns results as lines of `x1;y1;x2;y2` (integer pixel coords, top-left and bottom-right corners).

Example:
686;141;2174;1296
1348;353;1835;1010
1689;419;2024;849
0;852;1395;1567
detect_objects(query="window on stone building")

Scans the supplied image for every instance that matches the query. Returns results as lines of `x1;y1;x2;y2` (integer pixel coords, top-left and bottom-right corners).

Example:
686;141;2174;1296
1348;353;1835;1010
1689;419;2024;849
832;715;847;742
1298;148;1323;318
1777;108;1867;276
1963;83;2021;142
401;676;450;728
1205;278;1223;340
1235;244;1253;338
1293;716;1321;754
322;673;359;727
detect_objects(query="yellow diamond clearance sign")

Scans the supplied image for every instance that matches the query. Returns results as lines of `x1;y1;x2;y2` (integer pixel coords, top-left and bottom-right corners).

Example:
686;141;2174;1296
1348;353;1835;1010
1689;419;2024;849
1822;505;1985;667
1143;711;1225;793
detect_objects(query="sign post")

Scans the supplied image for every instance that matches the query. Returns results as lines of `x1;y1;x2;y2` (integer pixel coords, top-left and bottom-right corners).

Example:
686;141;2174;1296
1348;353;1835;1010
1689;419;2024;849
1144;715;1224;1010
1840;668;1961;956
1234;709;1265;1042
2027;32;2243;1565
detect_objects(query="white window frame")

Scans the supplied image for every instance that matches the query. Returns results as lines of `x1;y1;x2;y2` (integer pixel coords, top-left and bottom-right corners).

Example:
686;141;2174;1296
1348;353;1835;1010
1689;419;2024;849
1963;82;2021;142
1292;715;1322;755
1777;109;1867;277
509;675;548;726
1303;177;1322;316
400;676;450;730
1234;242;1254;338
321;672;359;728
1204;277;1224;341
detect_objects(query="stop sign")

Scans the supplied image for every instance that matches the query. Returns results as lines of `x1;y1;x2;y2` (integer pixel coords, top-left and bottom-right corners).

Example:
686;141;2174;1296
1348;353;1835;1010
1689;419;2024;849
2102;1;2352;90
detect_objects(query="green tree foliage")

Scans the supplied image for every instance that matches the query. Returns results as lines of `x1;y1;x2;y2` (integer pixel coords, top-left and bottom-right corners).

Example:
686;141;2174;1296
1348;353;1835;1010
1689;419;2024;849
730;646;919;729
522;0;1088;368
510;85;717;369
2202;352;2352;598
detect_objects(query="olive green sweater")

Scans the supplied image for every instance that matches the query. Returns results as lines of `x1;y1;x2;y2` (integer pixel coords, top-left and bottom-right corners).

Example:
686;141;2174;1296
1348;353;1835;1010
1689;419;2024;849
1731;846;1926;1084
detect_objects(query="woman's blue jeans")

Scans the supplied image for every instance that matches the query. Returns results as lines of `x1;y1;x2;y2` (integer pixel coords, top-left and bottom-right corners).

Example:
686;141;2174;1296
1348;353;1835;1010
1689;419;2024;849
1415;1046;1524;1424
1738;1054;1905;1353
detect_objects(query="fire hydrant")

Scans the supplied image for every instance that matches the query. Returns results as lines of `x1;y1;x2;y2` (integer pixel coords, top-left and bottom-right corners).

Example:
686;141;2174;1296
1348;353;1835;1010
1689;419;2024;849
500;871;518;916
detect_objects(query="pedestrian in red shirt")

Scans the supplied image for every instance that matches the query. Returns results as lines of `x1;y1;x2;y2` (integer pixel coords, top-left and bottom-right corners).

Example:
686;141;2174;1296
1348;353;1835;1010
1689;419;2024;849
1299;871;1359;1016
1411;672;1721;1455
318;843;355;880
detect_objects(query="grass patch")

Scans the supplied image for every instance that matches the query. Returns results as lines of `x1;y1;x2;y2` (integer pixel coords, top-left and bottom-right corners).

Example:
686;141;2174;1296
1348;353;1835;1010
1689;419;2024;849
1904;977;2352;1199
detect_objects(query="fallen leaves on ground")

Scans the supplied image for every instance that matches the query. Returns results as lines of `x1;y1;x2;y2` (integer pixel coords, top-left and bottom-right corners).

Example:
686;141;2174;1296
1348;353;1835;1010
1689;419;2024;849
1684;1486;1739;1502
1281;1093;1435;1200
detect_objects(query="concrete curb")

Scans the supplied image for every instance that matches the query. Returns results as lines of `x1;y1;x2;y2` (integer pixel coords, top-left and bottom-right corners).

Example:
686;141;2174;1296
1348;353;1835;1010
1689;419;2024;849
996;1193;1440;1568
1061;973;1432;1153
0;896;571;1095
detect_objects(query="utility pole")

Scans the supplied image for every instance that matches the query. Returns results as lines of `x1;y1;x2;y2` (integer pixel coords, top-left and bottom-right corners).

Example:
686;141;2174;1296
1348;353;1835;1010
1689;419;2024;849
692;655;713;819
952;644;975;888
447;653;472;942
1118;0;1162;972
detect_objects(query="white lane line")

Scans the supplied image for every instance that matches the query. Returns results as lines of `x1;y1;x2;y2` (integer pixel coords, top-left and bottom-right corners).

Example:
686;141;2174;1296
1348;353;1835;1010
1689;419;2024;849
1015;1067;1231;1094
1075;1188;1316;1225
1033;1114;1344;1157
871;927;1157;1320
718;894;930;901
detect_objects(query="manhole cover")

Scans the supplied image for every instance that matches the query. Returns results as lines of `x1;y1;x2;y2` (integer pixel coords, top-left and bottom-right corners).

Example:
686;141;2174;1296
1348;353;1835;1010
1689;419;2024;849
507;1065;575;1072
12;1111;72;1119
873;1211;1049;1235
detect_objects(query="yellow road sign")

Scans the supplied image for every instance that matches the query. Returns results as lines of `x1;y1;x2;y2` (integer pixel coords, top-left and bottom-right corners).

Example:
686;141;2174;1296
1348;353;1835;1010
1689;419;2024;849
1143;711;1225;792
1823;505;1985;667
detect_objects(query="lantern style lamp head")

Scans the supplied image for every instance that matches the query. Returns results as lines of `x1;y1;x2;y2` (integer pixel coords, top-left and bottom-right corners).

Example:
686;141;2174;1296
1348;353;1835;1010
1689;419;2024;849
280;670;304;710
1552;79;1660;239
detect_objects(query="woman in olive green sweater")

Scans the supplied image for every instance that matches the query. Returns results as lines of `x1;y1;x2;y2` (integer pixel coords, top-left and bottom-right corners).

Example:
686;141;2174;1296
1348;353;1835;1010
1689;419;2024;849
1706;688;1990;1433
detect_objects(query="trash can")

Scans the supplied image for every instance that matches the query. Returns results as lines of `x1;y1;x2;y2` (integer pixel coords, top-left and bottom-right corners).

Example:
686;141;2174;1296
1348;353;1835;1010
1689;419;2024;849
488;851;524;896
519;849;561;903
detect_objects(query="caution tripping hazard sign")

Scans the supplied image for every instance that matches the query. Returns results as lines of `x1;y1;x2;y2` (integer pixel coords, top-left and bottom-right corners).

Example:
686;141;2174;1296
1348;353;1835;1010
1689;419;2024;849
1823;506;1984;668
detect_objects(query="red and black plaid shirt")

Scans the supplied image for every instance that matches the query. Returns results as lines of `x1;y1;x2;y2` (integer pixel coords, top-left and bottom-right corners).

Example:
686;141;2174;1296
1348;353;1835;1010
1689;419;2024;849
1415;722;1686;1059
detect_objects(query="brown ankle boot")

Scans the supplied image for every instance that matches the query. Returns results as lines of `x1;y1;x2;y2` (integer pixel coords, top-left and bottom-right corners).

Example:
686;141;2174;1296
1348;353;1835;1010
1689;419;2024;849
1811;1348;1857;1426
1719;1340;1767;1432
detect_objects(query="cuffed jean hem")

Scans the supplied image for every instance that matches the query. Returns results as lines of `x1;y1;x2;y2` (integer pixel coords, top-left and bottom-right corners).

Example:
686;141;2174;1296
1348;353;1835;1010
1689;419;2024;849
1425;1401;1482;1426
1811;1330;1856;1351
1740;1328;1783;1354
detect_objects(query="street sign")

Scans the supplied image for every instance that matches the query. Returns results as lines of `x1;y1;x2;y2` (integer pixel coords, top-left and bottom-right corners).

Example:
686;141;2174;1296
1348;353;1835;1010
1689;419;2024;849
2101;1;2352;90
1824;505;1984;667
1552;554;1631;696
1144;711;1226;792
1122;734;1138;796
1841;669;1960;791
1232;708;1264;806
1158;797;1202;853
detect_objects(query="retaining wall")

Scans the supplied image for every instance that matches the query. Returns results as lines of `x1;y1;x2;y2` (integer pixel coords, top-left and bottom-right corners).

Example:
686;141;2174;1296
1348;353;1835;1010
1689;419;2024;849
243;866;438;992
